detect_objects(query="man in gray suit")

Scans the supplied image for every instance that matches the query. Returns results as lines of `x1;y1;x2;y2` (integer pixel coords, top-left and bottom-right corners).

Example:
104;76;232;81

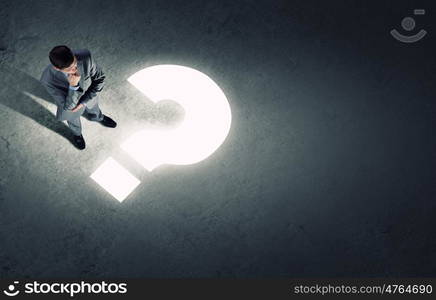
40;45;117;149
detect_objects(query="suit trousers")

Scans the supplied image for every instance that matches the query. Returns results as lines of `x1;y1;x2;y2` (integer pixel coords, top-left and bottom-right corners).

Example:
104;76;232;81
64;97;104;136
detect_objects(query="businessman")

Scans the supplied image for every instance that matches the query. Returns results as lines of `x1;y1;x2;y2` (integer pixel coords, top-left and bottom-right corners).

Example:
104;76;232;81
40;45;116;150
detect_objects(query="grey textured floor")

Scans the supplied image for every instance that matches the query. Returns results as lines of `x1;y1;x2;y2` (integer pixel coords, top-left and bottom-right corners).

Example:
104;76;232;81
0;0;435;278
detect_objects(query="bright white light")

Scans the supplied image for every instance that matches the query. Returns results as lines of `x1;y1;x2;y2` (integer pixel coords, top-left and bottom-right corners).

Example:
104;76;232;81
91;65;231;202
90;157;140;202
122;65;232;171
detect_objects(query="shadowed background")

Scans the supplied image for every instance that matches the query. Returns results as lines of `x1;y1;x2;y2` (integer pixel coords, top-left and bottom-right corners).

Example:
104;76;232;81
0;0;435;277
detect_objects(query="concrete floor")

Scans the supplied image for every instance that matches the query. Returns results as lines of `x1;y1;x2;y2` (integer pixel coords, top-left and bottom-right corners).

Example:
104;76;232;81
0;0;435;278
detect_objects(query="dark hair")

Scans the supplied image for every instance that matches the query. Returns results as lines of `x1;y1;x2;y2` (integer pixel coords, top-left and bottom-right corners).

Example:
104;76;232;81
49;45;74;69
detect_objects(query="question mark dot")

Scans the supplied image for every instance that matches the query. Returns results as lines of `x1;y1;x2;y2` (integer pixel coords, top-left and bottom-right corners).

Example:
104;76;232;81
90;157;140;202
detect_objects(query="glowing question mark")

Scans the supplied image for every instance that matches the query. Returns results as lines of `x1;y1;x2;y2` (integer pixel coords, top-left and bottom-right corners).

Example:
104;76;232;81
91;65;232;202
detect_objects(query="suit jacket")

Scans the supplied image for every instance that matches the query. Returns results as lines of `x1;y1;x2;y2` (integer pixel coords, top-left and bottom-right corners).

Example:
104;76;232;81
40;49;105;121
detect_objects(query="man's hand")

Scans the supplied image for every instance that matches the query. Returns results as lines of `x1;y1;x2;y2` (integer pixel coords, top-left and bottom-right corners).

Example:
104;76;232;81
71;103;84;112
67;71;81;87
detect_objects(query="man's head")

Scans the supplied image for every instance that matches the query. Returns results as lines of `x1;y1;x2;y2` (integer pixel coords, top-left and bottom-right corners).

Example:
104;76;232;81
49;45;77;74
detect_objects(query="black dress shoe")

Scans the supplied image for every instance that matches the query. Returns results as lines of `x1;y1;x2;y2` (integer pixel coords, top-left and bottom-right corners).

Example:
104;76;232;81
100;115;117;128
73;134;86;150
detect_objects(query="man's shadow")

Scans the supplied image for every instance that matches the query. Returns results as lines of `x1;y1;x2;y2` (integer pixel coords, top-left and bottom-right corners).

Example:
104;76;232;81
0;64;74;144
